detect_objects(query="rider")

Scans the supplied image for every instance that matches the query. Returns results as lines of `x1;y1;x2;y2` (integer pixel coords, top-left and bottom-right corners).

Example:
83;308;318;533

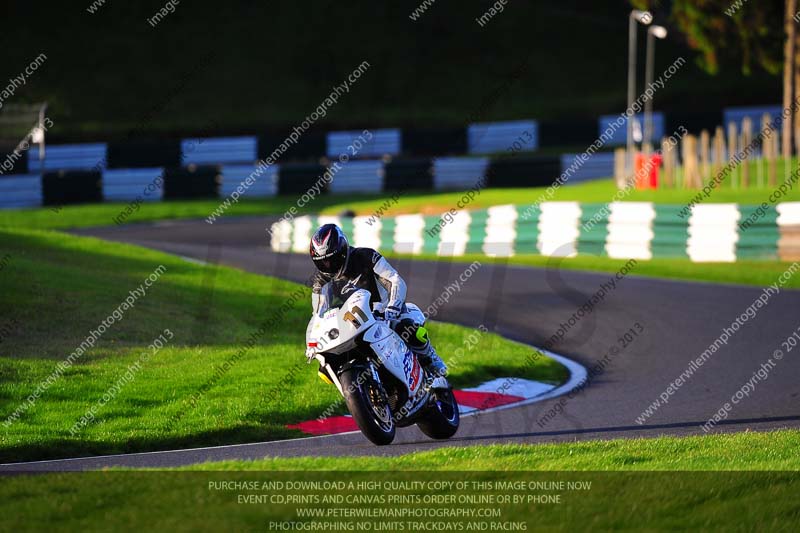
308;223;447;377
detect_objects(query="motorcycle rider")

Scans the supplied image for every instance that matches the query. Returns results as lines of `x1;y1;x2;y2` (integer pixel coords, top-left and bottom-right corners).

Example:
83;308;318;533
307;223;447;377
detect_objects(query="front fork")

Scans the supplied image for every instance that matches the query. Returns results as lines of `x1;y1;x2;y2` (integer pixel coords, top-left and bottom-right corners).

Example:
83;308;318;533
313;354;344;396
314;354;384;398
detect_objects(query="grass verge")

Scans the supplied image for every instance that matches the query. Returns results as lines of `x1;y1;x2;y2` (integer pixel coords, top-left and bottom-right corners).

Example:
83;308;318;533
320;175;800;217
0;195;387;231
0;228;566;463
185;428;800;470
3;170;799;232
0;431;798;531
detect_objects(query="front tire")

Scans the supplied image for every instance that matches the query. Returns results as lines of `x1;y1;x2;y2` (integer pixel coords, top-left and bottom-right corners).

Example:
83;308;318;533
340;366;395;445
417;386;460;439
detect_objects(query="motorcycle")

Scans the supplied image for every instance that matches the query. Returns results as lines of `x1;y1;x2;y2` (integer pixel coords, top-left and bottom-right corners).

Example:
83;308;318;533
305;279;460;445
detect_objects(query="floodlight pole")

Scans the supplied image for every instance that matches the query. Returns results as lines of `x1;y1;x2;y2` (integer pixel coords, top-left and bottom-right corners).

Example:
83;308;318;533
38;102;48;163
644;26;667;148
627;10;652;181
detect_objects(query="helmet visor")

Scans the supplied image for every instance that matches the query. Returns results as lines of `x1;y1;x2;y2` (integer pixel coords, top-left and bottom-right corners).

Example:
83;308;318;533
313;248;346;274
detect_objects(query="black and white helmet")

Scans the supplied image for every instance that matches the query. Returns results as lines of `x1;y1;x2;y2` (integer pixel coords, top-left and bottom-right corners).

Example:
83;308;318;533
310;224;350;275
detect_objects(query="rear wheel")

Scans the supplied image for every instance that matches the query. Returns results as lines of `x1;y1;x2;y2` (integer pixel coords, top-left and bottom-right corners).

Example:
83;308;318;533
417;386;460;439
340;366;395;445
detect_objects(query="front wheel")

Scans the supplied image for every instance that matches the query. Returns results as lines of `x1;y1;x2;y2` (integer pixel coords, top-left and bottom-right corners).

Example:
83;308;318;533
417;386;460;440
340;366;395;445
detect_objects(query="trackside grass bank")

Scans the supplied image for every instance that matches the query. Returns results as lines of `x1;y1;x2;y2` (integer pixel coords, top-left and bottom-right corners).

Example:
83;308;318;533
0;431;798;531
189;428;800;471
0;228;566;463
3;177;799;290
4;174;799;232
0;196;388;231
321;177;800;217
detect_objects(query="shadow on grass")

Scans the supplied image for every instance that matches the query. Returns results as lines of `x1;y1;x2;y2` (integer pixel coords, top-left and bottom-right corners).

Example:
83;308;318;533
0;355;570;464
1;229;313;359
0;425;306;464
445;363;565;389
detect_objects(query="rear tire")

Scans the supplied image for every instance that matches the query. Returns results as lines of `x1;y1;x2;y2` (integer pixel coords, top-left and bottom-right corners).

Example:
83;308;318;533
340;366;395;445
417;386;460;439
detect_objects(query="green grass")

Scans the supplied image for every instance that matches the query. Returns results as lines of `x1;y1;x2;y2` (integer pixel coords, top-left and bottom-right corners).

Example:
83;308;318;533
0;431;798;531
3;183;797;294
321;173;800;218
180;429;800;471
0;228;566;463
4;154;797;232
383;252;800;289
3;161;796;232
0;195;387;231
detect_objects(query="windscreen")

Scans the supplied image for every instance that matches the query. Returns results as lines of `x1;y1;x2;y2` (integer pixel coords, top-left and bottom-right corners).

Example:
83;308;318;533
317;279;358;317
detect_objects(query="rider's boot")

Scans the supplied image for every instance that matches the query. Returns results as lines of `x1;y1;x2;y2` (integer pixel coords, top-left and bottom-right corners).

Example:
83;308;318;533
397;321;448;377
413;339;448;378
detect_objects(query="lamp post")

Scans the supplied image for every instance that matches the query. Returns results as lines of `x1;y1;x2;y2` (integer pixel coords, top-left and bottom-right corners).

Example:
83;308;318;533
644;25;668;149
627;9;652;181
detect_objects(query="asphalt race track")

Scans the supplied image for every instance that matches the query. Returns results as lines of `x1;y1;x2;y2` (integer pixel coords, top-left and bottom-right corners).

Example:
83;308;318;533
3;216;799;471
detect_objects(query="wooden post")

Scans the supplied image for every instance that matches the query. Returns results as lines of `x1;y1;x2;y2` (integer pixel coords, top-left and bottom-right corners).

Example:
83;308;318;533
700;129;710;186
795;94;800;167
712;126;724;181
759;114;771;187
679;135;688;188
793;18;800;173
759;113;778;187
661;137;671;188
674;135;682;188
783;0;797;169
741;117;752;188
631;146;641;189
768;119;778;187
614;148;627;189
682;134;699;188
692;134;700;189
727;122;738;189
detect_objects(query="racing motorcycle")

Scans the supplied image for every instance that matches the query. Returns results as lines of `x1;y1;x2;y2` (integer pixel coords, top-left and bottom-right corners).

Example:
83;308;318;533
305;279;459;445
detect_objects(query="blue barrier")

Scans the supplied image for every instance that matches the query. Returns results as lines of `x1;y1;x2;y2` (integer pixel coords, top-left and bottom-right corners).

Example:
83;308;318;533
597;113;664;146
28;143;107;172
329;160;384;194
181;136;257;165
0;175;42;207
102;167;164;201
433;157;488;190
220;164;278;197
559;152;614;184
468;120;538;154
326;129;401;158
723;105;782;129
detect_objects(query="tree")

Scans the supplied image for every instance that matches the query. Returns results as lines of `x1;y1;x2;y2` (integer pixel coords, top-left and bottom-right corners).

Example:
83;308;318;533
633;0;790;154
632;0;782;74
785;0;797;158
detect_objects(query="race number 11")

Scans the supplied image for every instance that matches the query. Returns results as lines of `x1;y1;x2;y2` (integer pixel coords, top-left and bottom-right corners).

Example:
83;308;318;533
343;305;369;327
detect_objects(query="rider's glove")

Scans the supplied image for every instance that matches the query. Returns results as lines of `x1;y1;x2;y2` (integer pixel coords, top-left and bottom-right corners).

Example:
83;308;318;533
305;343;317;360
385;306;401;320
